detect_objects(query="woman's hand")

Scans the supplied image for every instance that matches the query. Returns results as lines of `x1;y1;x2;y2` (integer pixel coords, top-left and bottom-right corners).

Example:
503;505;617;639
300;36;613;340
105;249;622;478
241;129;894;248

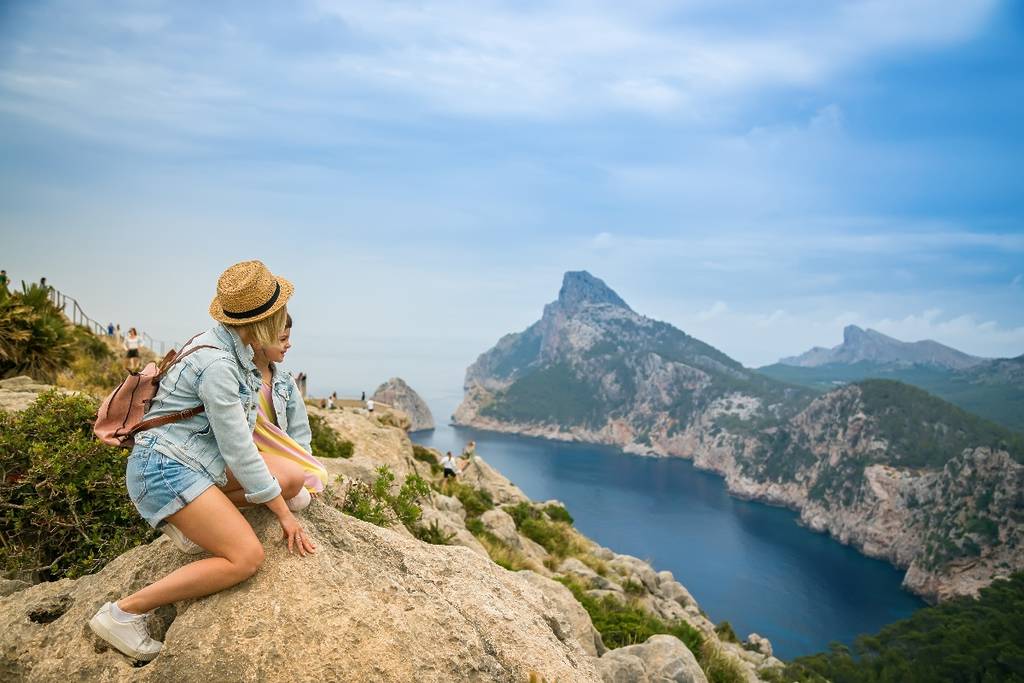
276;508;317;556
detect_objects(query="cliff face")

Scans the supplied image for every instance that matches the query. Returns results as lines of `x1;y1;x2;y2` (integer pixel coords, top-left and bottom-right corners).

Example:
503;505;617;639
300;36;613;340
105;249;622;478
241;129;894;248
372;377;435;431
454;273;1024;603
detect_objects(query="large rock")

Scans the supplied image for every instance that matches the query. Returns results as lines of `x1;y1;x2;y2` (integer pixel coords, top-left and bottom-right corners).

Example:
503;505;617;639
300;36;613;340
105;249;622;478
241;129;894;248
310;405;420;485
0;377;73;413
372;377;435;432
517;570;606;657
598;634;707;683
0;503;598;682
458;458;529;505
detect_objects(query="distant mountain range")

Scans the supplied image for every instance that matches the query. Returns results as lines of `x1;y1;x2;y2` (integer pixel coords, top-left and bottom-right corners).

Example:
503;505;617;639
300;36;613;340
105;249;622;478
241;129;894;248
455;271;1024;603
778;325;986;370
759;328;1023;432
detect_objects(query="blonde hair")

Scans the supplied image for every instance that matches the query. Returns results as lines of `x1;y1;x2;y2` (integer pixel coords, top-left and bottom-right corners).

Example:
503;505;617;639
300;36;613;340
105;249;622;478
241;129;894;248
226;305;289;348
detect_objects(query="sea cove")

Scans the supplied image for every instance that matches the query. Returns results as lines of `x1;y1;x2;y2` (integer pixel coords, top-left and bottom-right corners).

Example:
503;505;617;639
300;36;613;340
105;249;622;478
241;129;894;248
415;403;925;661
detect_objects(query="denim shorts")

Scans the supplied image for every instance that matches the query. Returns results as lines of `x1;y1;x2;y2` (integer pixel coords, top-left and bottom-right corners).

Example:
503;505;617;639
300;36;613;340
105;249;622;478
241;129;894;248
126;443;217;528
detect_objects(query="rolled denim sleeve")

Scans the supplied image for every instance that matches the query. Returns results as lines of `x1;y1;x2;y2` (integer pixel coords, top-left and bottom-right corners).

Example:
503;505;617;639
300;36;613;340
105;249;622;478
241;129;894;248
285;376;313;454
197;359;281;504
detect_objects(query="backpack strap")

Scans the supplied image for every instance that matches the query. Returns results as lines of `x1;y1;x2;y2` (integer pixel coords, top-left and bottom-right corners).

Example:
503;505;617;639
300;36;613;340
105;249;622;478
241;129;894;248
131;405;207;436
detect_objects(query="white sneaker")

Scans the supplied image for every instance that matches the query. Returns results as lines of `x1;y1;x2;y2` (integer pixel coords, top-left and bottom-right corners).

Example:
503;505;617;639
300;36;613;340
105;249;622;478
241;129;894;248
161;523;204;554
88;603;162;662
286;487;312;512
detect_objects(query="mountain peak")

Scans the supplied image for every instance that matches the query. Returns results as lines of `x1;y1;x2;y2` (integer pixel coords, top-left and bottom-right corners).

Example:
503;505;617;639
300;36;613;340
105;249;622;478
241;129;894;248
557;271;631;312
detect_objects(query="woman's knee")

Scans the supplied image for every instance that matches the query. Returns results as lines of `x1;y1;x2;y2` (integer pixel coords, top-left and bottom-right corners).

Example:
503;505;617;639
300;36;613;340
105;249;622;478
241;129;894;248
227;541;265;579
280;467;305;500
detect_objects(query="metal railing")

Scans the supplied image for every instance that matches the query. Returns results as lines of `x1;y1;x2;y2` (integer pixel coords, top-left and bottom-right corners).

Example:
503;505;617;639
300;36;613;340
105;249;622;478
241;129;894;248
46;286;178;356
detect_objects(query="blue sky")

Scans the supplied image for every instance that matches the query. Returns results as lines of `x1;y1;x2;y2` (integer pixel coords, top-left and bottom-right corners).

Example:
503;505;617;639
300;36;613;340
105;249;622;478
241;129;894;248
1;0;1022;402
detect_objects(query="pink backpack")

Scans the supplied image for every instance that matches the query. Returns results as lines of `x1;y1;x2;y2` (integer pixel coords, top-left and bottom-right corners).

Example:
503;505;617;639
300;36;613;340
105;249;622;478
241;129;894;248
94;333;216;448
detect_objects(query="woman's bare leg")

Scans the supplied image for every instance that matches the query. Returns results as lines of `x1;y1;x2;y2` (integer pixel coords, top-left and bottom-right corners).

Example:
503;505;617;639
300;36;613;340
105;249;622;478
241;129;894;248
219;454;306;508
117;486;264;614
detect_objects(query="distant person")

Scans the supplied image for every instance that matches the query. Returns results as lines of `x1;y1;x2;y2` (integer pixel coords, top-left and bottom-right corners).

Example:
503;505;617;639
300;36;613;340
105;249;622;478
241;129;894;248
297;371;307;397
123;327;142;372
361;391;365;401
320;398;327;409
0;269;8;291
365;398;374;413
115;324;122;344
326;394;335;410
462;440;477;463
441;451;461;483
39;276;47;289
107;322;115;337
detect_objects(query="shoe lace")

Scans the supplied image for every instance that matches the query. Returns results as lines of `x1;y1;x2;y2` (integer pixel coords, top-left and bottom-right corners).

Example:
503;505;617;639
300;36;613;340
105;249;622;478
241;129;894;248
131;615;153;642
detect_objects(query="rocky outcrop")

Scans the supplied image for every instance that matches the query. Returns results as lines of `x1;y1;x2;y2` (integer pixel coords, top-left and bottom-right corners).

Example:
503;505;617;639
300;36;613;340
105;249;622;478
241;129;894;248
597;635;706;683
0;504;599;682
0;376;74;412
372;377;434;431
454;272;1024;603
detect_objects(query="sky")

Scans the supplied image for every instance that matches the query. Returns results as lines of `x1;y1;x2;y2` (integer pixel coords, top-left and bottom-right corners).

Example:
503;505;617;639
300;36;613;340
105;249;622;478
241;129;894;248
1;0;1022;405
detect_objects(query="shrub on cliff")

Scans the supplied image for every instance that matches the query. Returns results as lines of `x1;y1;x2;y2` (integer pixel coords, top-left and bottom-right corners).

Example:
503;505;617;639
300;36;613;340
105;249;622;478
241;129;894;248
310;413;354;458
0;284;75;382
507;502;581;559
328;466;431;532
0;391;155;580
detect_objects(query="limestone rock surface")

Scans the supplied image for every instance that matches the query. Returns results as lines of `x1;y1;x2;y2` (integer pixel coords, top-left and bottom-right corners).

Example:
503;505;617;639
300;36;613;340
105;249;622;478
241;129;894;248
0;503;598;683
597;634;707;683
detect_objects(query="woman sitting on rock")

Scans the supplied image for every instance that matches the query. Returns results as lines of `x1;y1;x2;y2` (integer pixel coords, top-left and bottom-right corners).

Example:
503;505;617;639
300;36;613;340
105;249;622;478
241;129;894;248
88;260;317;662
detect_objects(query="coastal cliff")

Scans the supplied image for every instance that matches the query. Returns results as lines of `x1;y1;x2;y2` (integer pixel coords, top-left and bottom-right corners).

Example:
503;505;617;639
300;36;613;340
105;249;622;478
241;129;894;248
454;272;1024;603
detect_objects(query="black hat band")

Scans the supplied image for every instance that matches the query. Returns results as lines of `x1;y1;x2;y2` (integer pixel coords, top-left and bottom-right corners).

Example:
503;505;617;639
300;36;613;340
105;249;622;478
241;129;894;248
223;282;281;320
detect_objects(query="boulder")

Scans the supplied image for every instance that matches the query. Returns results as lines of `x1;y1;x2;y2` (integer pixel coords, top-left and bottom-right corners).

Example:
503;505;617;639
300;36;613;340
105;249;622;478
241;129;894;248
480;508;521;550
744;633;772;657
0;377;73;413
0;503;598;682
598;634;707;683
371;378;435;432
458;458;528;505
516;570;606;657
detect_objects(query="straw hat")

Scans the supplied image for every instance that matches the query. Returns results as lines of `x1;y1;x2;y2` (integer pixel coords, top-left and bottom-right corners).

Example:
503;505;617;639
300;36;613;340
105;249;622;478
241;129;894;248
209;260;294;324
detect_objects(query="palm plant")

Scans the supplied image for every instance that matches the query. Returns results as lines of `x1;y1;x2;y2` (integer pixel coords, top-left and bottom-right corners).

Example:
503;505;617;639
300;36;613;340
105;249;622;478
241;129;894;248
0;283;75;382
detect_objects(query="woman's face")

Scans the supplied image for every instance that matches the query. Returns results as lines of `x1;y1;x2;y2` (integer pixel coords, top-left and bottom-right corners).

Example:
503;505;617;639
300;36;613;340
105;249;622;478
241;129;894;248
261;327;292;363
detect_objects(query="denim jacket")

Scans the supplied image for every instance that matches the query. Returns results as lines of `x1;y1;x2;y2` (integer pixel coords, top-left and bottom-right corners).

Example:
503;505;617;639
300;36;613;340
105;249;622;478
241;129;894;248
267;362;312;453
134;324;281;504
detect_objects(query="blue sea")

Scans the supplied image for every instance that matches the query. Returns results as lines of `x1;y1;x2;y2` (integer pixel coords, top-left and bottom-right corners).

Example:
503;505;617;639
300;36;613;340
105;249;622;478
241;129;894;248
413;402;925;661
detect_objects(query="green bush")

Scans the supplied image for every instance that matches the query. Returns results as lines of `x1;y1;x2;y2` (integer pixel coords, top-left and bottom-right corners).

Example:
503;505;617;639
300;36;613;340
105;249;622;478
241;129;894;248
412;519;456;545
0;391;156;580
0;283;75;382
557;577;703;652
622;578;646;596
543;503;574;525
507;501;580;558
715;621;739;643
331;466;430;532
450;481;494;519
309;413;354;458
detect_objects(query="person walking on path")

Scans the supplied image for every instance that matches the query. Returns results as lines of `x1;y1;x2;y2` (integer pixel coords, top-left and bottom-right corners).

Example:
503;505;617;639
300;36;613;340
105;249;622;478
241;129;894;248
365;397;374;413
107;322;115;337
123;327;142;372
87;260;315;662
361;391;365;401
0;269;8;291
